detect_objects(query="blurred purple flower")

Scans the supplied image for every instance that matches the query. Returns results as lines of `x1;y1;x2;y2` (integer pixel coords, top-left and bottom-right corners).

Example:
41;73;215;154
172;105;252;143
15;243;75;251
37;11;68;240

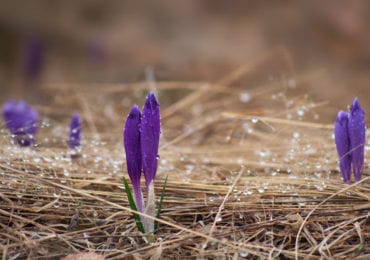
69;113;81;151
348;98;366;182
23;37;44;82
2;100;39;146
334;111;351;183
141;92;161;193
124;105;143;212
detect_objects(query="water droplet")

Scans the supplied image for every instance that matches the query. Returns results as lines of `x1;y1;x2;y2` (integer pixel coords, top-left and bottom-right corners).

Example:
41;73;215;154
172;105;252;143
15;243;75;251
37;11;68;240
208;196;215;202
40;119;51;128
63;169;70;177
251;117;259;124
242;123;253;133
297;108;305;117
243;189;253;195
239;252;249;258
185;164;194;173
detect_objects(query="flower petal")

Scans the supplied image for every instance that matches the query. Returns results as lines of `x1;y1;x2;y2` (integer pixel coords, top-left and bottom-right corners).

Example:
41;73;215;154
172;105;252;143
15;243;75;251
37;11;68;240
348;98;366;182
334;111;351;183
141;92;161;190
124;105;143;211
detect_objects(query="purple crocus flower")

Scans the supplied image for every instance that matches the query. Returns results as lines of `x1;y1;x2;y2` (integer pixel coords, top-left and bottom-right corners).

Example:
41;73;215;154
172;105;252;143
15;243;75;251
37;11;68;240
140;92;161;193
69;113;81;151
334;111;351;183
2;100;39;146
124;105;143;212
123;92;161;233
23;37;44;82
348;98;366;182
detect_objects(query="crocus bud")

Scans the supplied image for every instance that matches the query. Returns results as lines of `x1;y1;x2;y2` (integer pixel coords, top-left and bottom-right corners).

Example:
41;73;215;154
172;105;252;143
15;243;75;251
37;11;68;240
141;92;161;193
334;111;351;183
2;100;39;146
69;113;81;153
348;98;366;182
124;105;143;212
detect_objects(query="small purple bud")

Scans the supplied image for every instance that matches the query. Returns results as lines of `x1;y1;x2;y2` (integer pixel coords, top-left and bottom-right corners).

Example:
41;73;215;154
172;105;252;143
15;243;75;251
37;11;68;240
69;113;81;150
334;111;351;183
348;98;366;182
141;92;161;193
2;100;39;146
124;105;143;212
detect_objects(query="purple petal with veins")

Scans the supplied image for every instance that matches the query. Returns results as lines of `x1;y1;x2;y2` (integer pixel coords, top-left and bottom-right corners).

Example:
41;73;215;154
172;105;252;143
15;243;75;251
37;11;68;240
140;92;160;193
334;111;351;183
124;105;143;212
348;98;366;182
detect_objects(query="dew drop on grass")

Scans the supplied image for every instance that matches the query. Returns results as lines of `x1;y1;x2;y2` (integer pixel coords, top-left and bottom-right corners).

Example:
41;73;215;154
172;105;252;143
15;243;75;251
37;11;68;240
251;117;258;124
296;107;305;117
242;123;253;133
53;201;61;208
208;196;215;202
240;252;248;258
40;119;51;128
185;164;194;173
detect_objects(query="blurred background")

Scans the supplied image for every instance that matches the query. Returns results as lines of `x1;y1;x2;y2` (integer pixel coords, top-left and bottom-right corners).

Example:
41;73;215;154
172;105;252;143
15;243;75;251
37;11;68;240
1;0;370;115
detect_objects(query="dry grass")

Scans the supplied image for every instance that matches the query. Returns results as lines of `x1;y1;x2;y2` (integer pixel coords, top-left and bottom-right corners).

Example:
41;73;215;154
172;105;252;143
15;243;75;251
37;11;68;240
0;50;369;259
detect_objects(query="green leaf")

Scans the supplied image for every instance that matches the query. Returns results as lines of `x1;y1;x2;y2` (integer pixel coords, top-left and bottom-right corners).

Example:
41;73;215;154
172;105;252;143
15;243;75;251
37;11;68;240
357;243;364;252
155;175;168;230
122;177;145;233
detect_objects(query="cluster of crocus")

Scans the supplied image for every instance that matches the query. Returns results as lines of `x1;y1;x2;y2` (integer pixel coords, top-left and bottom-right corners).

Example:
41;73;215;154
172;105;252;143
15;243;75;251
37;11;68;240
69;113;82;157
2;100;39;146
334;98;366;183
123;92;163;234
2;100;82;158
